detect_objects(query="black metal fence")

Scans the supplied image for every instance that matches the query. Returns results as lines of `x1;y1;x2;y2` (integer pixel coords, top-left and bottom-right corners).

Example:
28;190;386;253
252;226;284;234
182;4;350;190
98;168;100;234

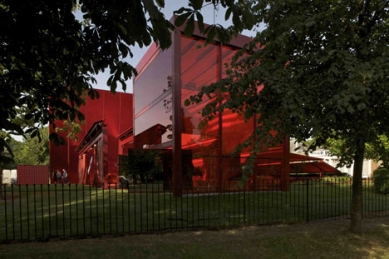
1;177;388;243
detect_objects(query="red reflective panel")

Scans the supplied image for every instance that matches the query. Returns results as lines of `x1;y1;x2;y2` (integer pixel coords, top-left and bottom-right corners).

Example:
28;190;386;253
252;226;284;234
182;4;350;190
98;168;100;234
180;36;219;154
134;47;173;114
134;45;173;146
221;110;254;155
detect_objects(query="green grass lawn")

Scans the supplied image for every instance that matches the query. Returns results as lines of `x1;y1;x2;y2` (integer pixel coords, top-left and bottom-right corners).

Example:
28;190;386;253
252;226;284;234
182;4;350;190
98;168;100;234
1;217;389;259
1;178;388;243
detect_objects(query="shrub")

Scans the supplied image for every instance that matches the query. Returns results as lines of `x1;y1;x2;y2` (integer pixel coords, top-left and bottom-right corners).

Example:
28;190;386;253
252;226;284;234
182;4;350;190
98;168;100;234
373;167;389;194
322;175;351;184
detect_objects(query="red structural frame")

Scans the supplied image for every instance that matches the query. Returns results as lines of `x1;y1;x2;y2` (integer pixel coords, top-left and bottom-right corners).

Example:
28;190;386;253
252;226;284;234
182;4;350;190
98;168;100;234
49;89;133;184
133;17;339;196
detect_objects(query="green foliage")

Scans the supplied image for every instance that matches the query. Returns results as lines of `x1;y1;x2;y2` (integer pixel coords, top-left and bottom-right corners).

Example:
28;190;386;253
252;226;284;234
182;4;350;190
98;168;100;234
0;0;254;202
56;119;85;141
0;133;15;168
191;1;389;158
373;167;389;194
174;1;255;42
127;150;163;184
186;1;389;232
365;135;389;168
12;127;50;166
0;0;255;149
322;175;351;184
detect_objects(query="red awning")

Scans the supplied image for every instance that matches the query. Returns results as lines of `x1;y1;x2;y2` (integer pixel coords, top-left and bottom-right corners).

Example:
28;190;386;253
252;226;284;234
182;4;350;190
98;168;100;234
254;149;340;174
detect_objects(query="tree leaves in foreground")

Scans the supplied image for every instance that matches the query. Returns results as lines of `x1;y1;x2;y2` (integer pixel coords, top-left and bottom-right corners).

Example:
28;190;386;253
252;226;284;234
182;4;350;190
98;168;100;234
188;1;389;233
0;0;254;146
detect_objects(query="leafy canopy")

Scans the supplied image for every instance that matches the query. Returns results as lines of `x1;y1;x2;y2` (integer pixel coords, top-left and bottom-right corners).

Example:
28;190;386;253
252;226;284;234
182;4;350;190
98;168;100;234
0;0;254;147
187;0;389;232
190;0;389;165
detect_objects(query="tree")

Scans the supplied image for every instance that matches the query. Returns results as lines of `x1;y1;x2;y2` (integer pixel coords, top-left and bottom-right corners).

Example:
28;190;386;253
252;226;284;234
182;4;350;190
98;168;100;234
0;132;14;199
0;0;253;147
12;127;50;166
188;1;389;233
317;135;389;168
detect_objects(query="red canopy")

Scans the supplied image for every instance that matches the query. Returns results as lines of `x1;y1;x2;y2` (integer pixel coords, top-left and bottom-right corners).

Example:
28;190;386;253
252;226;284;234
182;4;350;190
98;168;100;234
254;149;340;174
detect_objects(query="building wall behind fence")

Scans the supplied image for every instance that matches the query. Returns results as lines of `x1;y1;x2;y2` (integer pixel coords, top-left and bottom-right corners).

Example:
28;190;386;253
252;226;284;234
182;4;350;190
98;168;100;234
17;165;49;185
1;178;389;243
49;90;133;184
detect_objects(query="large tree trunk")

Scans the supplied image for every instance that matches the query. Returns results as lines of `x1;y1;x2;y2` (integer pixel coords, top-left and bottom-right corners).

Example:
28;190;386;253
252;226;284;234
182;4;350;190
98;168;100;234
349;138;365;233
0;164;4;200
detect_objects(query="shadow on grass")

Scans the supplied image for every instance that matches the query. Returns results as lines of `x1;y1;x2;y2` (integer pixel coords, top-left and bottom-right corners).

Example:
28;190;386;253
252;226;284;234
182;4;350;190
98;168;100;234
1;217;389;259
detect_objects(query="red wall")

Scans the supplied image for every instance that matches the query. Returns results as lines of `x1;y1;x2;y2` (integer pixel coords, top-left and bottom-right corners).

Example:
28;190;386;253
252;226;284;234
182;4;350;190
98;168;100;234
49;90;133;183
17;165;49;185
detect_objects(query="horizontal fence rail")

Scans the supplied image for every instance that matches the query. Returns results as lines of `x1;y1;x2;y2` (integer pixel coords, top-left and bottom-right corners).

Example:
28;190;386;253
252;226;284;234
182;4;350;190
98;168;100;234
1;178;388;243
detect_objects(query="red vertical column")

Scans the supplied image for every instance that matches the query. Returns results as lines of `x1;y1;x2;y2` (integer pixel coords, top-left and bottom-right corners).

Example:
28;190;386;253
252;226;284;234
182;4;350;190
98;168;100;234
172;29;182;197
281;136;290;191
217;43;223;193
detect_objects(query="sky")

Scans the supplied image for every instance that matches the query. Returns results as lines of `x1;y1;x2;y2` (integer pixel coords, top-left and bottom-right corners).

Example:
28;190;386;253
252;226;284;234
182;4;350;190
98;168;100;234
92;1;257;93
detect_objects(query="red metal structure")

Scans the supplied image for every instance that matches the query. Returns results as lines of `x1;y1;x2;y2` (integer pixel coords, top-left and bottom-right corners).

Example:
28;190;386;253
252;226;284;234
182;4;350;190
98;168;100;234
49;89;133;185
133;17;339;196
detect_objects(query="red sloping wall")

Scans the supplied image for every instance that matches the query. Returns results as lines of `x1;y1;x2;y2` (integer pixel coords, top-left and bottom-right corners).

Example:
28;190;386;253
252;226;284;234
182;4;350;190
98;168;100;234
49;90;133;184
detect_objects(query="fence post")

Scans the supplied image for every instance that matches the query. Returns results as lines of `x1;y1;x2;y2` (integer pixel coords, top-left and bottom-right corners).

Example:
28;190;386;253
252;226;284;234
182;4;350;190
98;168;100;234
306;179;309;223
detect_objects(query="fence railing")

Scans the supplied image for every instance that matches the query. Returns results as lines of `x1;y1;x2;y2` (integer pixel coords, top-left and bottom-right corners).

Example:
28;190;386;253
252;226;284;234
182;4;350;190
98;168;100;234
0;177;388;243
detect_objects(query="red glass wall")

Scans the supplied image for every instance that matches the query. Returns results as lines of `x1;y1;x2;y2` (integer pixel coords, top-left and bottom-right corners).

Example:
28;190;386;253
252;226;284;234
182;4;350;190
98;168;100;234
179;36;256;191
180;37;220;190
133;29;269;193
134;45;173;149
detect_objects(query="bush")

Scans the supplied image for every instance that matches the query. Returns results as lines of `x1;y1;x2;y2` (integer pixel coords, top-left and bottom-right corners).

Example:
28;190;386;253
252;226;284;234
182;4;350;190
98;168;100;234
322;175;351;184
373;167;389;194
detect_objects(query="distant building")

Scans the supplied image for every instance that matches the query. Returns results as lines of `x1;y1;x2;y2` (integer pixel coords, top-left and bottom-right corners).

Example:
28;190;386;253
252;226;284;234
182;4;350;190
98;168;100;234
290;139;379;178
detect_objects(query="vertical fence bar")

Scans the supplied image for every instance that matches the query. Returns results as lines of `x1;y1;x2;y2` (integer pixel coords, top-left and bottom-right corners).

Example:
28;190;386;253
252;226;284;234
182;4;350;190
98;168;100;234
94;185;98;235
61;184;65;237
54;184;58;237
145;182;149;232
4;185;8;241
186;184;189;229
68;184;72;236
18;185;23;240
89;185;92;234
26;185;30;240
133;182;137;233
82;184;86;236
102;184;106;234
48;184;51;237
115;184;118;234
40;185;44;239
306;180;309;223
218;187;221;228
11;185;15;239
127;184;131;233
75;184;79;236
243;187;246;225
109;185;112;234
157;182;160;231
331;180;340;220
121;185;124;233
33;185;37;239
172;187;177;229
140;183;143;232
